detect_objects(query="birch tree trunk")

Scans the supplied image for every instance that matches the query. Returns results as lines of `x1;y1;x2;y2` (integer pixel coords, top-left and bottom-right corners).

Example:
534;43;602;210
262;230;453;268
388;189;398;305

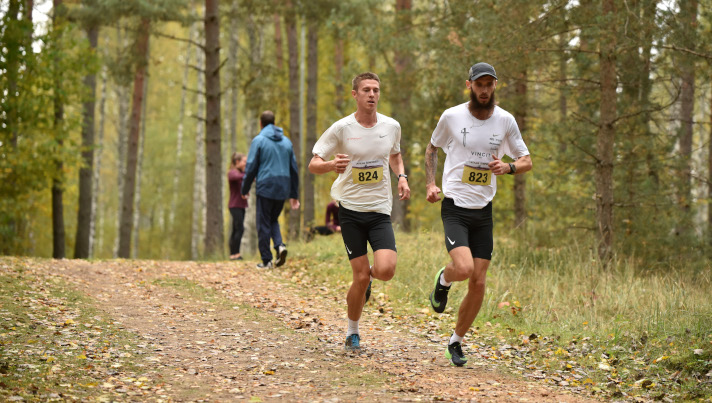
286;2;301;240
596;0;617;265
113;26;130;258
90;63;108;257
303;22;318;231
228;11;239;155
132;66;149;259
75;22;98;258
203;0;224;258
117;17;150;258
170;23;196;231
191;38;207;260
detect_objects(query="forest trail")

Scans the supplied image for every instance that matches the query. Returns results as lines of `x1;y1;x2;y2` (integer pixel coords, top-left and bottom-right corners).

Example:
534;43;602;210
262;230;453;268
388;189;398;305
37;259;597;402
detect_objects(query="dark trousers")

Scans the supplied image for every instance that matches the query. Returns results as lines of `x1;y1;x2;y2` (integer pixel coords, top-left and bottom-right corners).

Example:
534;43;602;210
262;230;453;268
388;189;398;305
229;207;245;255
256;196;284;264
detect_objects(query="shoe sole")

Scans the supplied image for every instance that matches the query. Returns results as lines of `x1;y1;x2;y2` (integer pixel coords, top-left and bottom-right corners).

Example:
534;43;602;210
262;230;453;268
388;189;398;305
275;248;288;267
430;267;446;313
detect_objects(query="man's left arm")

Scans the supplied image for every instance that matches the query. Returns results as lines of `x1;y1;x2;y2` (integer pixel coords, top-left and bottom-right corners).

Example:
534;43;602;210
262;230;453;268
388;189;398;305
489;154;532;175
389;153;411;201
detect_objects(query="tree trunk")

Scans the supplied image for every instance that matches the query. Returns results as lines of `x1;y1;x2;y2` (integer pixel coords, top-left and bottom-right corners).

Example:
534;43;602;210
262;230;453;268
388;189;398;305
170;23;195;231
513;67;527;230
390;0;413;231
132;65;149;259
334;38;345;116
286;2;301;240
203;0;224;258
677;0;697;235
274;13;283;71
192;38;207;260
117;17;150;259
90;63;108;257
51;0;66;259
596;0;617;265
113;26;130;258
74;23;98;259
558;33;568;153
304;22;318;232
229;14;239;154
708;92;712;246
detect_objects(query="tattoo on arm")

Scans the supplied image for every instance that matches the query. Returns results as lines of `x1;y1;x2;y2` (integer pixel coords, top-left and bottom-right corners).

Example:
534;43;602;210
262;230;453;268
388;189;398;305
425;143;438;185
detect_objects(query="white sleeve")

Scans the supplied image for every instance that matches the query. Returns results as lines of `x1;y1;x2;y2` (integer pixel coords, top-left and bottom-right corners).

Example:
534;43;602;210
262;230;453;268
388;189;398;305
502;116;529;159
390;124;402;155
430;113;450;149
312;123;341;160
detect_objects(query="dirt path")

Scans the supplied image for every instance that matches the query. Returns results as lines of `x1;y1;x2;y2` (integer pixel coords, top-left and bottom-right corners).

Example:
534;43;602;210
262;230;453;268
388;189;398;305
40;258;597;402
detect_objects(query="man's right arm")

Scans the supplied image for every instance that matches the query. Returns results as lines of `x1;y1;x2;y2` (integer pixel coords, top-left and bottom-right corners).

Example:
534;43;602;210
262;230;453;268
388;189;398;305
425;142;442;203
309;154;350;174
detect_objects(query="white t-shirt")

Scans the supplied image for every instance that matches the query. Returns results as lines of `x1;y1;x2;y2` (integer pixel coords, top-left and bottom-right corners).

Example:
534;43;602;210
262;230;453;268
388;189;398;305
313;113;401;215
430;103;530;209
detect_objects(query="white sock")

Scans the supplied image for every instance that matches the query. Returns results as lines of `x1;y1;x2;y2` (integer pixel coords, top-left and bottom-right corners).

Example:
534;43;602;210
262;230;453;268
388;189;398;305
439;271;452;287
347;319;359;336
449;332;463;345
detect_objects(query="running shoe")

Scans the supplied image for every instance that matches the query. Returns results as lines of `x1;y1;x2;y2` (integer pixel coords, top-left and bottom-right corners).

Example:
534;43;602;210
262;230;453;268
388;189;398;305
345;334;361;351
364;280;372;304
256;261;273;269
274;244;288;267
429;267;450;313
446;341;468;367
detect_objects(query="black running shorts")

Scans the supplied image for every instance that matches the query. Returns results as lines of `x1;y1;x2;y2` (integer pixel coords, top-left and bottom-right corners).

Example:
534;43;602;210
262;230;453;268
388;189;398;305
338;204;397;260
441;198;493;260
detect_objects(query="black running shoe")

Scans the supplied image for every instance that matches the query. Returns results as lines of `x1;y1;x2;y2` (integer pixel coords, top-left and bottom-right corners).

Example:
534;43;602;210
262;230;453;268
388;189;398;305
345;334;361;351
364;280;372;304
429;267;450;313
446;341;468;367
274;244;288;267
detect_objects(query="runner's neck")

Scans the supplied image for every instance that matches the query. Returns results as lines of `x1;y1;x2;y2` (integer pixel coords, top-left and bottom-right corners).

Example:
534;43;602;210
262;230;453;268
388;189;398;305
354;111;378;128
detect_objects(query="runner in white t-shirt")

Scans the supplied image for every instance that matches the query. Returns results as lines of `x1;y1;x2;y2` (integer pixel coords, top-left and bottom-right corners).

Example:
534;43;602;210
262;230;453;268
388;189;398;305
425;62;532;366
309;72;411;352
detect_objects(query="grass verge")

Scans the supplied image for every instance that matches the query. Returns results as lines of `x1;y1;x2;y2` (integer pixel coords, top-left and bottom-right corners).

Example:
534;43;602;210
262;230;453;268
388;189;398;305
291;230;712;401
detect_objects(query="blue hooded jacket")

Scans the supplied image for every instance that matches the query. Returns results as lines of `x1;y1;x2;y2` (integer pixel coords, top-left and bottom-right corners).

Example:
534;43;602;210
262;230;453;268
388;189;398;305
241;124;299;200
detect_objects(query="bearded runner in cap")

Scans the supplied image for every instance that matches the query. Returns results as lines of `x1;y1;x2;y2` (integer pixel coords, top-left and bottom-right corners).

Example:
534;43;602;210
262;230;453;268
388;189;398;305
424;62;532;366
309;72;411;351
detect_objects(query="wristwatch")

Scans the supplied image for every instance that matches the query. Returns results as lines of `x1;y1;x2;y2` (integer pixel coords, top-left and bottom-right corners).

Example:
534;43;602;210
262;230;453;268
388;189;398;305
398;174;408;180
508;163;517;175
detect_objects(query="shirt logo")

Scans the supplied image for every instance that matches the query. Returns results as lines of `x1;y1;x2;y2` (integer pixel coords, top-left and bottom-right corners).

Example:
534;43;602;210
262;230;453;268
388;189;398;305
345;244;353;254
347;137;362;141
460;128;469;147
447;236;455;245
379;134;388;138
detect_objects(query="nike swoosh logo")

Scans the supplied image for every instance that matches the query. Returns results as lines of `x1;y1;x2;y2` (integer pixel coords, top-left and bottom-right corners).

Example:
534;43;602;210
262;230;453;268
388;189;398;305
345;244;352;254
379;134;387;138
431;296;441;307
447;237;455;245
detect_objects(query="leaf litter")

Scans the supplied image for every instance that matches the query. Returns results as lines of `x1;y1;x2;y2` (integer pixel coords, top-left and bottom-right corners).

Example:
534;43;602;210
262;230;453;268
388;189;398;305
2;256;679;401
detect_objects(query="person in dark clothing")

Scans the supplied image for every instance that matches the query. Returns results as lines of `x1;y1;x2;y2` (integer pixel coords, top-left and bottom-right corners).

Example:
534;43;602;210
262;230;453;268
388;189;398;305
228;152;248;260
241;111;300;269
310;200;341;236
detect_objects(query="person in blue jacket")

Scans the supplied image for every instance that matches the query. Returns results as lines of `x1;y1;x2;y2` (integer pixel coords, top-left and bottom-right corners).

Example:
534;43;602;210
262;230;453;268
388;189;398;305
241;110;300;268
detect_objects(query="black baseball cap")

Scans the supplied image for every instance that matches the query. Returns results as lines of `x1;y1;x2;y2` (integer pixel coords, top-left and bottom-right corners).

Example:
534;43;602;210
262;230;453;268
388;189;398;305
468;62;497;81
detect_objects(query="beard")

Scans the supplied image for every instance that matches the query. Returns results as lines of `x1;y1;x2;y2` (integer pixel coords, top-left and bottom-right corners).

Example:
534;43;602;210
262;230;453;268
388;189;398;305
468;88;496;115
